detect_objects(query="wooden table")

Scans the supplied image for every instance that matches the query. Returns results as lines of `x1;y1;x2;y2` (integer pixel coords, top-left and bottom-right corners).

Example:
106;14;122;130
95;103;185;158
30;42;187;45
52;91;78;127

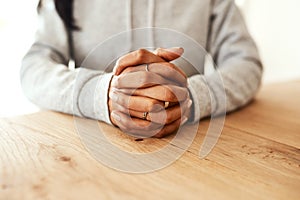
1;81;299;200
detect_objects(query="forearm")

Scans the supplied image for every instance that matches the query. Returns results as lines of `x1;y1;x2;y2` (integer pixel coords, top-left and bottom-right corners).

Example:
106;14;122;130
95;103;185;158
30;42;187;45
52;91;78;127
188;58;262;123
21;45;113;124
186;0;263;123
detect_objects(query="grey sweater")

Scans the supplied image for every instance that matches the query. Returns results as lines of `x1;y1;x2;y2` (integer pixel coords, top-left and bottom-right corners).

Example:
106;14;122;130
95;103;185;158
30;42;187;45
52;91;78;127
21;0;263;124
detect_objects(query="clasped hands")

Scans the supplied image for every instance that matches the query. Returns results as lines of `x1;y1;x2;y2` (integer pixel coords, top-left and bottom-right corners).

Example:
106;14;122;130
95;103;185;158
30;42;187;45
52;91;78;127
108;47;192;138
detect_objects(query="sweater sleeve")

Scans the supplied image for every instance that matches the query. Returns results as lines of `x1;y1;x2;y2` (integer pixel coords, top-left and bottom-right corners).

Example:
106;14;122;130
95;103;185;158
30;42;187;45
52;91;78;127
20;0;113;124
188;0;263;122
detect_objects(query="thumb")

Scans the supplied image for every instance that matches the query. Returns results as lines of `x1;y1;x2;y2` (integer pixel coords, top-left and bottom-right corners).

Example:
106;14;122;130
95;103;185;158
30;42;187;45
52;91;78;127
153;47;184;62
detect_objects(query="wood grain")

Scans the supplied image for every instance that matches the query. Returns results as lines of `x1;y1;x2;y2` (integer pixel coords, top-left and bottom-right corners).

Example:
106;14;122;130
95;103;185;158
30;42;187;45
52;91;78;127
0;81;299;200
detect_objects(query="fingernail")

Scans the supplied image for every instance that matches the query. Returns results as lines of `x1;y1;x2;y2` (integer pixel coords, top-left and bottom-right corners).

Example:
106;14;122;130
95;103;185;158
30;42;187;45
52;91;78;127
169;47;184;55
181;117;188;125
188;99;193;108
111;112;121;122
113;60;121;74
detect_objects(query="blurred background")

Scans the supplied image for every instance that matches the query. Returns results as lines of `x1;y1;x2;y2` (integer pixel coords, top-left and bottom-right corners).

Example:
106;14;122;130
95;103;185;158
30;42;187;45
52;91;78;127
0;0;299;117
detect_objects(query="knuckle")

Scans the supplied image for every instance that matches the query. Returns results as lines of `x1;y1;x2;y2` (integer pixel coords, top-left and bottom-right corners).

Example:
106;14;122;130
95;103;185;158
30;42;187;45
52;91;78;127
109;91;118;103
155;48;163;56
118;94;127;106
141;72;151;83
123;67;133;74
156;47;163;52
148;99;160;111
166;64;177;76
110;76;117;87
136;49;147;61
165;88;176;101
183;88;189;99
168;63;179;72
112;76;121;88
167;62;176;69
165;114;173;124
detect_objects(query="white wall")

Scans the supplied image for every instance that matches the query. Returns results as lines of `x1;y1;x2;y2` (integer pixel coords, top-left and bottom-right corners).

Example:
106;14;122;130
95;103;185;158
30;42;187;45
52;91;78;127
237;0;300;83
0;0;39;117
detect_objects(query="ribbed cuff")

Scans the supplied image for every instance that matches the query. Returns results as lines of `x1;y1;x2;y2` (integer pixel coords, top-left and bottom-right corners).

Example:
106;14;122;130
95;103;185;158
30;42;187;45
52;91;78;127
187;75;215;123
78;72;113;125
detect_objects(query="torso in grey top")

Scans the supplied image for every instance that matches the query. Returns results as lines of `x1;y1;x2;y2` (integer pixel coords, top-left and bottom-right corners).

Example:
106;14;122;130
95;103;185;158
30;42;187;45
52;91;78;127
21;0;263;124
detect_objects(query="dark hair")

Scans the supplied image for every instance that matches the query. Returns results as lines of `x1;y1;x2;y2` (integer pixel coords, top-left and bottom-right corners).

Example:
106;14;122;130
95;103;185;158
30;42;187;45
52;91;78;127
38;0;79;31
